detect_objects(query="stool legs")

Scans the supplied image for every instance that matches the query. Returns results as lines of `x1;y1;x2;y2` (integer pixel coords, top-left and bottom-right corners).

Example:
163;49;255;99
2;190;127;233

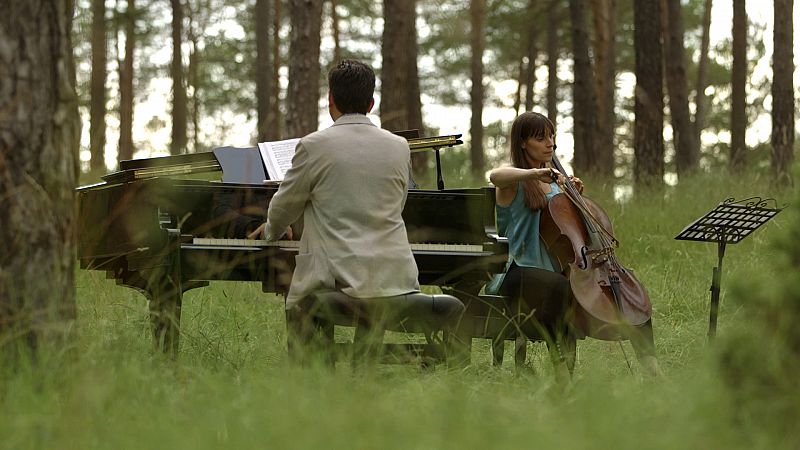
353;321;386;365
447;319;473;367
514;335;527;368
286;308;334;367
491;338;505;366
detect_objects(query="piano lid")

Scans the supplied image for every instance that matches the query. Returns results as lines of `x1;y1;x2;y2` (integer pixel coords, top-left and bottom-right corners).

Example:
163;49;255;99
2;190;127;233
103;151;221;183
119;151;217;170
100;133;462;184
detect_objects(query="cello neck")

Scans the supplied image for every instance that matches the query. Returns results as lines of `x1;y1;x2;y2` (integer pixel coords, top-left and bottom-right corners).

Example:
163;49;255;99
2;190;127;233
550;154;581;197
550;153;618;250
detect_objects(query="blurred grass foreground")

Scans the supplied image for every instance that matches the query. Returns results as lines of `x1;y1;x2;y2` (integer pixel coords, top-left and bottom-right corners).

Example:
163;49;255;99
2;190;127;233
2;172;799;450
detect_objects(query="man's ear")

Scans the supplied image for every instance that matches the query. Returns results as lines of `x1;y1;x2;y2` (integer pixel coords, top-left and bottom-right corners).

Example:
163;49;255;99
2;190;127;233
367;98;375;113
328;91;341;120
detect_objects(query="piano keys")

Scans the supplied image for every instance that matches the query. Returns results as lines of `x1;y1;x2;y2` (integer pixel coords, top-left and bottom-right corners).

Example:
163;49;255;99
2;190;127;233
190;237;487;253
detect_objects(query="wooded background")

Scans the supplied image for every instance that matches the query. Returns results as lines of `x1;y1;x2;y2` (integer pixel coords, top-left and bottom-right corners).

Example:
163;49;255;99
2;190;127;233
71;0;796;186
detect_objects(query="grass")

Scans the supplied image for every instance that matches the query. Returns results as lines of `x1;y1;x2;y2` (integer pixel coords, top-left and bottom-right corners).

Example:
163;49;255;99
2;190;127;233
2;172;797;449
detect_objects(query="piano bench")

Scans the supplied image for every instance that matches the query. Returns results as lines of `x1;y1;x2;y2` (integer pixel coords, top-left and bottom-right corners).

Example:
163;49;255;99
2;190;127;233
286;291;467;367
474;294;576;370
465;294;582;373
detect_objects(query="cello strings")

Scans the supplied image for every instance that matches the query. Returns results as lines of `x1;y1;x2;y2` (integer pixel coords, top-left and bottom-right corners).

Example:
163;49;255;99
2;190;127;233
560;181;617;246
551;156;623;270
551;156;618;246
548;155;645;319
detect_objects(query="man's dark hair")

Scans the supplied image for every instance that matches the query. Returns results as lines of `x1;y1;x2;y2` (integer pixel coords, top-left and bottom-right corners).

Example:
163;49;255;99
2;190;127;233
328;59;375;114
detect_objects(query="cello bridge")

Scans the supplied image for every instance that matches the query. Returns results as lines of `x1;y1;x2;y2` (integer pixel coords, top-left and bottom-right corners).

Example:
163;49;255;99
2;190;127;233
589;248;614;264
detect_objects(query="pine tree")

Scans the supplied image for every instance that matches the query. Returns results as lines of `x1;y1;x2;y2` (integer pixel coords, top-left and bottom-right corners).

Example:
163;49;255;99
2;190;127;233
0;0;80;353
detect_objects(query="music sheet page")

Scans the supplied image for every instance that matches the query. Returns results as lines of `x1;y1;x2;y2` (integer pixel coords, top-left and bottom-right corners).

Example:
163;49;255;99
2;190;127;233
258;138;300;180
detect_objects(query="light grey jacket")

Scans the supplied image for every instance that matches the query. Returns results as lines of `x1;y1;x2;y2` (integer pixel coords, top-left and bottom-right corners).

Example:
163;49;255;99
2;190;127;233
265;114;420;308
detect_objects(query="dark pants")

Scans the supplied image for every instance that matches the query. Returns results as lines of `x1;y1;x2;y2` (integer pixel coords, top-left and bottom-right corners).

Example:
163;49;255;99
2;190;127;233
630;319;656;359
498;263;572;340
499;262;657;360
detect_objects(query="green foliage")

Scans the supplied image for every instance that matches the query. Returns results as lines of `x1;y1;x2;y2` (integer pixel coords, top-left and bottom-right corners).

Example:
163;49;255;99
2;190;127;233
416;0;562;111
72;0;95;109
718;168;800;437
331;0;382;52
700;21;769;141
187;0;256;151
484;0;540;83
417;0;472;105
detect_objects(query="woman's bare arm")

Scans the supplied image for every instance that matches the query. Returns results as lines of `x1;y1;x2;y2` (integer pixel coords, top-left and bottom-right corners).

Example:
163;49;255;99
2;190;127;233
489;166;558;188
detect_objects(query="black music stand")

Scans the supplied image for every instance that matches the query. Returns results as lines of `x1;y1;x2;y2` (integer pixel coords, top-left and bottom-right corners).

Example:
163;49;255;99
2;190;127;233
675;197;782;340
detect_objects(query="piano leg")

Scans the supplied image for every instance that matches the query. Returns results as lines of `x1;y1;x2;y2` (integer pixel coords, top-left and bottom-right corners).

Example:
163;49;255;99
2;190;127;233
147;268;183;358
115;262;182;357
145;230;184;358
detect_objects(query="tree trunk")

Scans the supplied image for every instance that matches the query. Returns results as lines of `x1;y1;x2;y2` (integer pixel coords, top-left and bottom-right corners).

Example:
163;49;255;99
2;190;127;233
90;0;107;171
569;0;596;175
693;0;712;163
186;1;208;154
546;0;560;124
269;0;282;140
0;0;80;352
256;0;273;143
187;8;200;154
771;0;794;184
662;0;697;178
286;0;322;138
406;6;425;173
330;0;342;63
469;0;485;177
730;0;747;171
633;0;665;189
513;57;525;114
589;0;616;177
524;0;537;112
171;0;187;155
118;0;135;163
380;0;415;132
188;42;200;152
381;0;425;173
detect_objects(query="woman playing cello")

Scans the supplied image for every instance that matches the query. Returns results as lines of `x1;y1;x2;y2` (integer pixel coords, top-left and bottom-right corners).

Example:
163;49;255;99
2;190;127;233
486;111;661;376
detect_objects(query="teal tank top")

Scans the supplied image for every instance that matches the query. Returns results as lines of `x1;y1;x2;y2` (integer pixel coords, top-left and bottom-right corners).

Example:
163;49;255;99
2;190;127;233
485;181;561;294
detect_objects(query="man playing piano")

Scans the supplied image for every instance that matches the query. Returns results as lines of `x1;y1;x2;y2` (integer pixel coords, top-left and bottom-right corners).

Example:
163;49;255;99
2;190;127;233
248;59;420;313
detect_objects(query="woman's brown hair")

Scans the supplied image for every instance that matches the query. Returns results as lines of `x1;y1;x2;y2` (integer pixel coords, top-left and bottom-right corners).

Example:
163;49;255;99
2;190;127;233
509;112;556;211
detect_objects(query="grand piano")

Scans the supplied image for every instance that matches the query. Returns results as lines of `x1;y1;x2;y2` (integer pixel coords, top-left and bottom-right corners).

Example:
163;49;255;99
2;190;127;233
77;134;508;355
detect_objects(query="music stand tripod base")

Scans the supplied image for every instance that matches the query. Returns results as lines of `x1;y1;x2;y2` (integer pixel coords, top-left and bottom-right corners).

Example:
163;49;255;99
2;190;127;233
675;197;782;341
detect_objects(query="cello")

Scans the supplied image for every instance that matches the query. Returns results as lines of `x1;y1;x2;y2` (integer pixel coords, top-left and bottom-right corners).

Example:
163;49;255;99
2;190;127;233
540;154;652;340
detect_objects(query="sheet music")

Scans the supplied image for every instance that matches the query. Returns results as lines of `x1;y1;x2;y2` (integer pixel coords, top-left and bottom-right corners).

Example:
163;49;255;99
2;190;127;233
257;138;300;180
